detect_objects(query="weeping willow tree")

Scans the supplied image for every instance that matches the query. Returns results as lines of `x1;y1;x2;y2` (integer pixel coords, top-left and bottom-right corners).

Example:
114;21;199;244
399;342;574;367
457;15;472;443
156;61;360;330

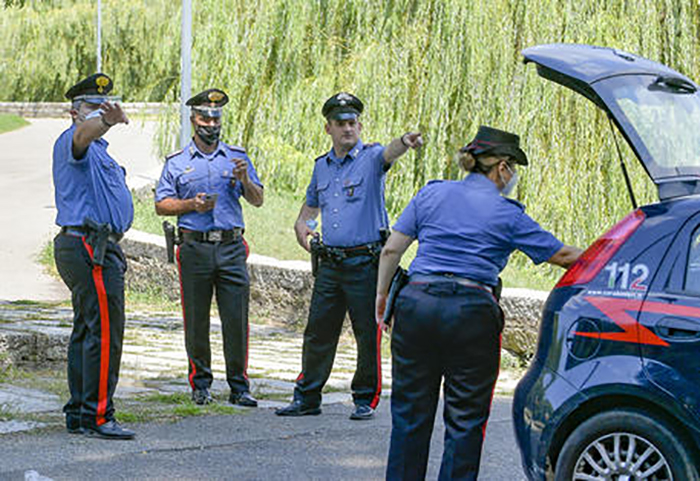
2;0;698;286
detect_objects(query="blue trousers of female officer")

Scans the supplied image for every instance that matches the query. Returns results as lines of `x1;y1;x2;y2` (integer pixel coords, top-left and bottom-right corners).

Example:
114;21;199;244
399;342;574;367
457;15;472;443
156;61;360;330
54;233;126;430
176;237;251;395
386;280;502;481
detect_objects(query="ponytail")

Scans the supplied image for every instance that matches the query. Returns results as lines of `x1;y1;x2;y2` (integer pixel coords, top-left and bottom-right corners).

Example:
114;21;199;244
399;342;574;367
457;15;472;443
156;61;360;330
457;150;497;175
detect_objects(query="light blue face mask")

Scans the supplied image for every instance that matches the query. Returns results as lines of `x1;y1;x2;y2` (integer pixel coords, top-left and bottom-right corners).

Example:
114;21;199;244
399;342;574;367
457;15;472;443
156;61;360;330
500;164;518;196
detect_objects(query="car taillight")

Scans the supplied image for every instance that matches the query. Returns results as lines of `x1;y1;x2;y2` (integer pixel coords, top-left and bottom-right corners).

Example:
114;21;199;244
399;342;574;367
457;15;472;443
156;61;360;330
555;209;646;288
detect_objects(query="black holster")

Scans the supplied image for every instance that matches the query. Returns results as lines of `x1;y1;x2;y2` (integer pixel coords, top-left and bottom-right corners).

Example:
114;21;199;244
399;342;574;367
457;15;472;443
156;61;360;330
310;234;322;276
162;220;178;263
383;266;408;327
83;217;111;266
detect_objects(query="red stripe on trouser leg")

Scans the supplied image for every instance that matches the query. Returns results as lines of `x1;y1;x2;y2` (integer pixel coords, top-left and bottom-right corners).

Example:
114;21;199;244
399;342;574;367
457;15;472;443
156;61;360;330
369;325;382;409
296;372;304;383
243;237;249;259
176;246;196;390
481;332;502;439
82;238;110;427
243;322;250;381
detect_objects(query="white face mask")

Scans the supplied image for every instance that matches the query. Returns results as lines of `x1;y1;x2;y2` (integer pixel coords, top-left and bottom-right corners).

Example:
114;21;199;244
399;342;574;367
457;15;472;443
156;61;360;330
500;164;518;196
76;107;103;124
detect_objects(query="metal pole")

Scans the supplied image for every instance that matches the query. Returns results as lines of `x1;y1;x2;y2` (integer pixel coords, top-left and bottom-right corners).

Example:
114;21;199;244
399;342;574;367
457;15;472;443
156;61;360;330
180;0;192;148
96;0;102;72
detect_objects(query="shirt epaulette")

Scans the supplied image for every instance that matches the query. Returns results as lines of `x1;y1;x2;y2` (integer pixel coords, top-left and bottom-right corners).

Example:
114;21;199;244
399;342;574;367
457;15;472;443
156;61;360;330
504;197;526;211
426;180;444;186
226;144;246;154
363;142;381;149
314;153;327;162
165;149;183;161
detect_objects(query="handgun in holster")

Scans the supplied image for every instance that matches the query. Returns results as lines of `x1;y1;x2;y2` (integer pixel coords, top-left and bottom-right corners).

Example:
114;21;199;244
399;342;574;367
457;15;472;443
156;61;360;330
494;277;503;302
162;220;178;263
310;234;322;277
383;266;409;328
83;217;111;267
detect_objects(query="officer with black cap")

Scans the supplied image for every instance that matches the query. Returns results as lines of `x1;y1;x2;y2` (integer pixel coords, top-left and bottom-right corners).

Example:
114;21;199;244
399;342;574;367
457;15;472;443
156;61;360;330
275;92;423;420
52;73;134;439
375;126;582;479
155;88;264;407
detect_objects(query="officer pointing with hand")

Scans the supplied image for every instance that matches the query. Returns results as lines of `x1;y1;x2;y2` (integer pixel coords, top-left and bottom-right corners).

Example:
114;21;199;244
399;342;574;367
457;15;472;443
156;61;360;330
155;88;264;408
276;92;423;420
53;73;134;440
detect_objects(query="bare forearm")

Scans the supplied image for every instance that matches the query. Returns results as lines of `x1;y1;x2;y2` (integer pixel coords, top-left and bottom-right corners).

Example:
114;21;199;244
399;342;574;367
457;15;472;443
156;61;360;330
548;245;583;269
383;136;410;165
296;203;320;224
241;180;264;207
383;131;423;165
377;232;414;295
73;118;110;158
155;198;196;216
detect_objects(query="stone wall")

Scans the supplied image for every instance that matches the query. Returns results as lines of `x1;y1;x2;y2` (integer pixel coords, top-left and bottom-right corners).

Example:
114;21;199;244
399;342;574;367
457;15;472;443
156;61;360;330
121;231;548;361
0;102;170;118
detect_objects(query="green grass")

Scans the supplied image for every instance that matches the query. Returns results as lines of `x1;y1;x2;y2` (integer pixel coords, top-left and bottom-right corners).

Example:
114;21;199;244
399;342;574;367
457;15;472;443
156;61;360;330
0;113;28;134
133;189;311;261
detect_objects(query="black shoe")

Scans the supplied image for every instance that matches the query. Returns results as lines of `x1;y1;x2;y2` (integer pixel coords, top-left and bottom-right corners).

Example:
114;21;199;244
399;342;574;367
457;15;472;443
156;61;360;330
275;400;321;417
229;391;258;407
83;420;135;440
349;404;375;420
192;388;213;405
66;418;82;434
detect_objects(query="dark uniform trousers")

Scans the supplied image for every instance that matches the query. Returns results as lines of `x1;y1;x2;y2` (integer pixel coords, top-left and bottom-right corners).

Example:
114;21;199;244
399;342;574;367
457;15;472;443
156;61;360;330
386;282;503;481
54;233;126;429
294;255;382;408
176;238;250;394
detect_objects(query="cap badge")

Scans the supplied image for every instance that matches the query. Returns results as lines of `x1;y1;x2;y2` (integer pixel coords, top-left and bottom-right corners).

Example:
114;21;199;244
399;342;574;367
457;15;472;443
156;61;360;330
96;76;109;93
208;91;224;102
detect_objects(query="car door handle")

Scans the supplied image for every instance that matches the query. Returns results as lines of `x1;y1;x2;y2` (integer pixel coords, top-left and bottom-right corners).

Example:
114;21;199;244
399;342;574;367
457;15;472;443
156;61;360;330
656;316;700;340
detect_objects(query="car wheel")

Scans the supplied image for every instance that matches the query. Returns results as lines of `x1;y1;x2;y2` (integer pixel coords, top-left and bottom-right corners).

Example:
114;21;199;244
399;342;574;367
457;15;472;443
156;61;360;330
554;408;698;481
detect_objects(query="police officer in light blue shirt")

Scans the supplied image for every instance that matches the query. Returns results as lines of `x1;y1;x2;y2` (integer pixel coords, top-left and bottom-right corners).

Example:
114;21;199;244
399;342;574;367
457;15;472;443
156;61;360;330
155;88;264;408
275;92;423;420
52;73;135;440
376;126;582;480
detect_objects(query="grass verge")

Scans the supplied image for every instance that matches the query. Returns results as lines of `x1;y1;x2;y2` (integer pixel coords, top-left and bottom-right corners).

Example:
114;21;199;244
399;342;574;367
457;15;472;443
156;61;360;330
0;114;29;134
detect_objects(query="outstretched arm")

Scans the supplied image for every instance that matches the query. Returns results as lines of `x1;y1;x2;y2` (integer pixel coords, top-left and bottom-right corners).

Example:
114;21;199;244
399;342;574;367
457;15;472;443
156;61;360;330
383;132;424;166
547;245;583;268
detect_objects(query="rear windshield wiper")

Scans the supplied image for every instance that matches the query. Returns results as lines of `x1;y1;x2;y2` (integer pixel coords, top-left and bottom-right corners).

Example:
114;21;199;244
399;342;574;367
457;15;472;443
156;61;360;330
650;75;697;94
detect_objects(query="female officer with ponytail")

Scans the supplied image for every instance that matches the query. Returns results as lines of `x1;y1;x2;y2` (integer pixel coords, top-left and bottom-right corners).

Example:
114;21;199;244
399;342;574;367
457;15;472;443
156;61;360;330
375;126;582;480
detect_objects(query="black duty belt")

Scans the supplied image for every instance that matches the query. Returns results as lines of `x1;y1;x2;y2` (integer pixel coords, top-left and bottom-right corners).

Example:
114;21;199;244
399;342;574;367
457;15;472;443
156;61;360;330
409;273;493;294
179;228;243;243
60;226;123;244
323;242;383;259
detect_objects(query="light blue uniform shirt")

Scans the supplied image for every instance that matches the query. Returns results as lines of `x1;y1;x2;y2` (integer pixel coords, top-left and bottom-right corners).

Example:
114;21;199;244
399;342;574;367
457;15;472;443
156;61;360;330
155;140;263;231
393;173;563;287
305;140;388;247
53;125;134;233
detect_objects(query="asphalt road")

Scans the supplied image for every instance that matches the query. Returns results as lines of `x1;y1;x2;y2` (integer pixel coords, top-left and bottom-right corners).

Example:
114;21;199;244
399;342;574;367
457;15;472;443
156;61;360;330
0;117;163;302
0;398;526;480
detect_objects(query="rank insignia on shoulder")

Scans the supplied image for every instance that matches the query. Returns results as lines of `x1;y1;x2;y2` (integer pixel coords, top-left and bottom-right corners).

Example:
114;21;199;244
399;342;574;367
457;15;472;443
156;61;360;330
227;144;246;154
165;149;183;161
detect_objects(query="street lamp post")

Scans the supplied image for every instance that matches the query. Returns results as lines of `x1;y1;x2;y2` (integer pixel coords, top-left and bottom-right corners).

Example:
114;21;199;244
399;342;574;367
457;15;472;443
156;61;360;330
96;0;102;72
180;0;192;148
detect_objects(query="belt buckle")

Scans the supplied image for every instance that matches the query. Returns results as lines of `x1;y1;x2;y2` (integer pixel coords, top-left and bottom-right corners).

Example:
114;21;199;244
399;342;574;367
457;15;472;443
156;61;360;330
208;230;223;242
